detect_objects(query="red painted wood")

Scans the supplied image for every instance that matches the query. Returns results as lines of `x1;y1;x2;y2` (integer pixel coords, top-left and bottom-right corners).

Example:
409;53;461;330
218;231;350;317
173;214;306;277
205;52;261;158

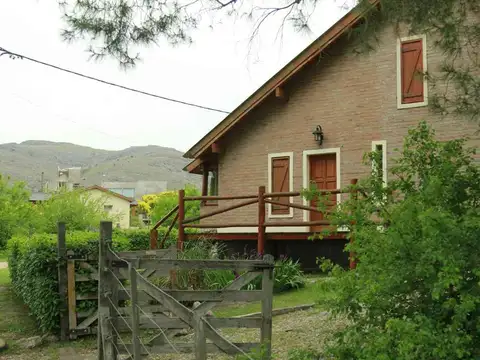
401;39;424;104
257;186;266;255
271;157;290;214
309;154;337;232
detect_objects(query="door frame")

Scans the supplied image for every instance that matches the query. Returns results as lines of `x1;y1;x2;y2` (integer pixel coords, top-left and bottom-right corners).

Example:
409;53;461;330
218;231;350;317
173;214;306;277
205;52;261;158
302;148;341;223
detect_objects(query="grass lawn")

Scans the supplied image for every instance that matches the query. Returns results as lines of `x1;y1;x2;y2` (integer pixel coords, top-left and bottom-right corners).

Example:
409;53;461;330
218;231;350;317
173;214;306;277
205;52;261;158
215;275;335;317
0;250;8;263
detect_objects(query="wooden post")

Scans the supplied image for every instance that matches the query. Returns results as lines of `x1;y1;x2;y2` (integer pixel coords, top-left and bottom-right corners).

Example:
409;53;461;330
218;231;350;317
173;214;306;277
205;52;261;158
349;179;358;270
98;221;115;360
178;189;185;252
150;229;158;249
201;165;208;206
261;254;274;359
66;250;77;339
57;222;69;341
129;264;141;360
194;315;206;360
257;186;266;256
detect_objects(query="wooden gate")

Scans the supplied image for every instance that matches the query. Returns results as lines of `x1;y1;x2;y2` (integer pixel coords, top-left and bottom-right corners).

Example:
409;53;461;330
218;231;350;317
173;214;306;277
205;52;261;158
97;221;275;360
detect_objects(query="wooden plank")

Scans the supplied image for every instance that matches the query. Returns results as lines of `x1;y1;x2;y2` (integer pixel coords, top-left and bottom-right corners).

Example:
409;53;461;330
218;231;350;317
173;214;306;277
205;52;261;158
76;310;98;329
98;221;115;359
126;259;273;272
261;255;275;360
120;342;259;355
166;290;263;302
115;249;177;259
67;256;77;338
137;275;254;355
57;222;69;342
129;265;141;360
207;317;262;328
183;223;258;229
183;198;258;224
194;271;262;316
117;316;189;330
195;315;206;360
184;194;258;201
75;273;98;282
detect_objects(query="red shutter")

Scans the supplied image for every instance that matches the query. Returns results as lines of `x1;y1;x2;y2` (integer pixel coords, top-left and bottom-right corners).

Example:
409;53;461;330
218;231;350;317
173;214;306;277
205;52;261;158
401;39;424;104
271;157;290;214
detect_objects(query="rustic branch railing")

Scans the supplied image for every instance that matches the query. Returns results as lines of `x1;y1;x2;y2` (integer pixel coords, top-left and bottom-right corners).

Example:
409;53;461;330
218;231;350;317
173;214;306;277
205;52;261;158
97;221;275;360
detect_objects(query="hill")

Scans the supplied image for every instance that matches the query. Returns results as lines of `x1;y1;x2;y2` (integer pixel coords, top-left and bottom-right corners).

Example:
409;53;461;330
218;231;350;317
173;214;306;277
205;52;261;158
0;140;201;192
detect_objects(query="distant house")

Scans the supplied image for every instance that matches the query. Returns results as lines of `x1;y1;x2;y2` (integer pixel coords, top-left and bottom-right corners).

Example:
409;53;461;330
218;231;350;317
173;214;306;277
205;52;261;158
101;181;168;201
84;185;135;229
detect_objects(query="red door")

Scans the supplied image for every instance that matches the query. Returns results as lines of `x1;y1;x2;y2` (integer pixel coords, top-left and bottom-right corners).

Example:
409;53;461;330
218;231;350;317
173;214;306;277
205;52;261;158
309;154;337;232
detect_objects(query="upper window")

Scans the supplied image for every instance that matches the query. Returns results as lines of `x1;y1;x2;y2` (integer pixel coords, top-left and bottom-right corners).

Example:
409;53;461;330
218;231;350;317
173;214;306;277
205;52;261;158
267;153;293;218
397;35;428;109
207;169;218;196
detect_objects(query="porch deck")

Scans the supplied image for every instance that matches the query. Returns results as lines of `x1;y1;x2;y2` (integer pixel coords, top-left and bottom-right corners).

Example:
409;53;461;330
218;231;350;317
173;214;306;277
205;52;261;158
149;179;359;270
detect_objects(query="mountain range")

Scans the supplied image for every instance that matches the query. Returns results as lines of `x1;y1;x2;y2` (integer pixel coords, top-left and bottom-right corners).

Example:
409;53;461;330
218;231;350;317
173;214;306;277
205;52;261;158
0;140;201;192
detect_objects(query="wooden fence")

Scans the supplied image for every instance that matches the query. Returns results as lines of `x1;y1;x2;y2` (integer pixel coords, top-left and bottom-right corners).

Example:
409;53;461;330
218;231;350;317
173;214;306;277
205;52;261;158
97;221;275;360
149;179;359;267
56;222;177;341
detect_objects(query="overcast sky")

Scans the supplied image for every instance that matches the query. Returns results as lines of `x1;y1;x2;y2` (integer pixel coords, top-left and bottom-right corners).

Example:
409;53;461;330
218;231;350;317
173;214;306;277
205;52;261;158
0;0;350;153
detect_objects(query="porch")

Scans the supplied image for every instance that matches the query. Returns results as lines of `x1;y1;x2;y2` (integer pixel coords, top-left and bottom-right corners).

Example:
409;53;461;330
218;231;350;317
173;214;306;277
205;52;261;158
149;179;359;270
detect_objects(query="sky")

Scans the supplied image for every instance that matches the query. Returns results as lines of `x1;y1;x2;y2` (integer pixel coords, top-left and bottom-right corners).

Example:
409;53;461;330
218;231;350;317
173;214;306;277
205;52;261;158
0;0;351;153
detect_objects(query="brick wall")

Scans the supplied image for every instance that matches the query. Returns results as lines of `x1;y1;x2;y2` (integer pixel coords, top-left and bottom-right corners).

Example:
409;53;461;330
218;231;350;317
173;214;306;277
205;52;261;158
199;24;480;230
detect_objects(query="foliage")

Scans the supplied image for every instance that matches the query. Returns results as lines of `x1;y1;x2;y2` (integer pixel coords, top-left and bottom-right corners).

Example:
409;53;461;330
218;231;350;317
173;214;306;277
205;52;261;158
0;175;35;249
34;188;115;233
114;227;179;249
7;231;131;334
306;121;480;359
148;185;200;226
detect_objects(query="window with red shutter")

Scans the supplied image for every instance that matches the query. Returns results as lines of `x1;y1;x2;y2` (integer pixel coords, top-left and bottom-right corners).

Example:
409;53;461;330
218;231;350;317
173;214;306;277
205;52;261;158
398;37;427;107
271;157;290;215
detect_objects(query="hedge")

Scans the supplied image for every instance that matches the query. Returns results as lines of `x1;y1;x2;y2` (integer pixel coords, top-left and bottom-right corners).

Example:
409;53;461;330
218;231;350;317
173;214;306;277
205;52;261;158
7;226;177;334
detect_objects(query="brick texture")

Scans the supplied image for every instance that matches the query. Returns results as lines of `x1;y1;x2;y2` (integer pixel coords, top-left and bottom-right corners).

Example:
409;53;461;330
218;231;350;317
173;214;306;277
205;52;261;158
199;24;480;228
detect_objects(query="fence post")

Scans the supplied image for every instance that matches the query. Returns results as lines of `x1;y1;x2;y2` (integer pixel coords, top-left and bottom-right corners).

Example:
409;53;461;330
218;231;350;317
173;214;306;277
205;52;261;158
98;221;116;360
57;222;69;341
194;315;206;360
261;254;274;359
349;179;358;270
66;250;77;339
257;186;266;256
177;189;185;252
129;264;141;359
150;229;158;249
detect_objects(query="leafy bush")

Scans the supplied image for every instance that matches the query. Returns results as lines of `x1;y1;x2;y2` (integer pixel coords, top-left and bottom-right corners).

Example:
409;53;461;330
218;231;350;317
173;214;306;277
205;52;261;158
7;230;131;333
139;185;201;226
0;175;36;249
311;122;480;359
114;227;179;250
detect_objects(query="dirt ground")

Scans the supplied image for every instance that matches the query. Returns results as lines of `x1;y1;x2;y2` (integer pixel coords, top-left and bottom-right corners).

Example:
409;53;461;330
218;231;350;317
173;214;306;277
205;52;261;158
1;308;347;360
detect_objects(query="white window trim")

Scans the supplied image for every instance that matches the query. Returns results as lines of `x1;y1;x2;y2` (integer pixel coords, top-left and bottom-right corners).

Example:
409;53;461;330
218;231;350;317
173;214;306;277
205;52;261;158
396;34;428;109
302;148;343;232
371;140;388;185
267;152;294;218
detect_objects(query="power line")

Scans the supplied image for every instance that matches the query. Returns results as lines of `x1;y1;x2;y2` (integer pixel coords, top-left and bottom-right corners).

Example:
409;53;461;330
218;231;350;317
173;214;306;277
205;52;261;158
0;46;230;114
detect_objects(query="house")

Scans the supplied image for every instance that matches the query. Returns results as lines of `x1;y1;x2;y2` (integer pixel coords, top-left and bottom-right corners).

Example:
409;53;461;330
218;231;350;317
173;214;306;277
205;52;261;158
181;3;479;269
84;185;135;229
101;181;168;200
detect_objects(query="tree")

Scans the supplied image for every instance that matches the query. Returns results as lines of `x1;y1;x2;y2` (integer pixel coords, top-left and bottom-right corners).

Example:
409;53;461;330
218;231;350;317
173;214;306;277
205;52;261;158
59;0;480;123
143;185;200;226
0;175;35;249
310;121;480;359
35;188;115;233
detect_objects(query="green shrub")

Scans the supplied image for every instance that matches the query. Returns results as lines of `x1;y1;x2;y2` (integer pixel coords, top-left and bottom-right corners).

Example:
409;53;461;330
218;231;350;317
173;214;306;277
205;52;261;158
7;230;130;334
249;257;306;293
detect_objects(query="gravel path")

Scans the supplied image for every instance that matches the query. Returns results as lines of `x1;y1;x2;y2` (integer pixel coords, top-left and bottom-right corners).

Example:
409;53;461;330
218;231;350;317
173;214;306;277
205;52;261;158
0;262;7;269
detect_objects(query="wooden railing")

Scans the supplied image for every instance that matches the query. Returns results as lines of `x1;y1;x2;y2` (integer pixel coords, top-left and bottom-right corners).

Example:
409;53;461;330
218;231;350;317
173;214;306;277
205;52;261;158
150;179;359;263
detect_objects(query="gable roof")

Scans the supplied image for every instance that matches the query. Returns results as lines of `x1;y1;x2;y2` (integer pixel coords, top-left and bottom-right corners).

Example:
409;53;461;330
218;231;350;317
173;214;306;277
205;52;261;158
183;1;378;163
85;185;134;203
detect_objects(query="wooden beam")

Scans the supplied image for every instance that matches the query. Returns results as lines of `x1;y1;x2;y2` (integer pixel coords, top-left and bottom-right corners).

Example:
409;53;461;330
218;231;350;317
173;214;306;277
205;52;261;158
185;158;204;174
275;86;288;102
211;142;221;154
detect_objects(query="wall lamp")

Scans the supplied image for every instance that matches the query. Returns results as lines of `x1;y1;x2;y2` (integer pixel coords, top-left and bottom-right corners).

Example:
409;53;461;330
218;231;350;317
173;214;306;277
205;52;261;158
312;125;324;145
